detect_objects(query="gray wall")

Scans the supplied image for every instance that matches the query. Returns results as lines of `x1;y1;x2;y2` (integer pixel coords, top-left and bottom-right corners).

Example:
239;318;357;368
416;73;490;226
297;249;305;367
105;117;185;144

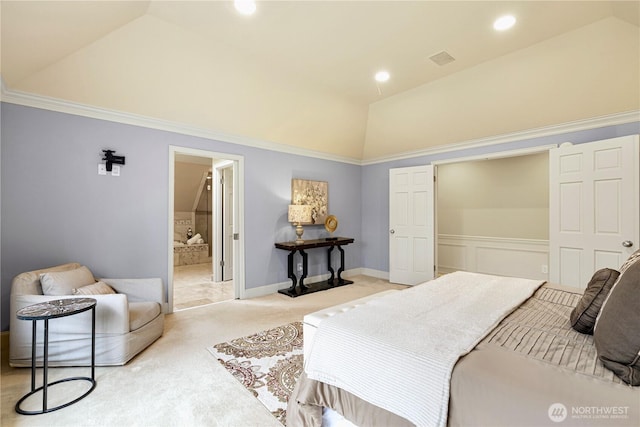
1;103;362;331
2;101;638;332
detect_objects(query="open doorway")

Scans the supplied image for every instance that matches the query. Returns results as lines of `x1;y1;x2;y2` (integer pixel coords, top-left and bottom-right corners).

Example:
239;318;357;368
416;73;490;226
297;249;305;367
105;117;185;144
434;147;552;281
168;146;245;312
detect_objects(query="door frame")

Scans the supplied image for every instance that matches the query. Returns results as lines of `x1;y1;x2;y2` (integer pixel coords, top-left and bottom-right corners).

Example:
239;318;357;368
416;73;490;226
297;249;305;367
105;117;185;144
168;146;245;313
213;160;233;282
430;144;557;278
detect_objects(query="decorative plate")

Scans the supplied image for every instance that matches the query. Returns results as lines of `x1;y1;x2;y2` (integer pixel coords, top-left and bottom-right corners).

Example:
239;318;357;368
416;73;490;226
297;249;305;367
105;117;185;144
324;215;338;233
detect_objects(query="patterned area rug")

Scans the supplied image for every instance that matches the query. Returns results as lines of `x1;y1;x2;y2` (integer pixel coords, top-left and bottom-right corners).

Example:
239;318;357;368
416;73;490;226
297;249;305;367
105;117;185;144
207;322;304;425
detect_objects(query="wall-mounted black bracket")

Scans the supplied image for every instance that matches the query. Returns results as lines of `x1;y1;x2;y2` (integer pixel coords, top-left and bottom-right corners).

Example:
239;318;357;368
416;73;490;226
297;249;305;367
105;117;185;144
101;150;125;172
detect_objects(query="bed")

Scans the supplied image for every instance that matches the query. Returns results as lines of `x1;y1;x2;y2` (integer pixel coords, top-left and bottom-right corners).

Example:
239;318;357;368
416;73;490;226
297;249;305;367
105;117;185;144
288;260;640;426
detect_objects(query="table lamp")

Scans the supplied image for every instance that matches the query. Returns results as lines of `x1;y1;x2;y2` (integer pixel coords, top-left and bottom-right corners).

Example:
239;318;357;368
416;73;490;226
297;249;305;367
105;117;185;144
288;205;312;244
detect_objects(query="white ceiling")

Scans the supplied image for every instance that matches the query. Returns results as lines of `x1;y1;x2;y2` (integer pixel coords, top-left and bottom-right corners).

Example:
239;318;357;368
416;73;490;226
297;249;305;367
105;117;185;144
1;1;638;160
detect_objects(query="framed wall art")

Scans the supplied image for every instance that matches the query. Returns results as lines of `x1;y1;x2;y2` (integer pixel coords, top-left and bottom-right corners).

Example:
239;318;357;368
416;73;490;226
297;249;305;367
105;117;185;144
291;179;328;225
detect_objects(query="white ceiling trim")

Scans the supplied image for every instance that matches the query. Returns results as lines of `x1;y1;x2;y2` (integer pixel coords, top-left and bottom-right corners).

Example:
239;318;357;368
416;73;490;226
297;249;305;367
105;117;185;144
362;110;640;166
0;79;362;166
432;144;559;166
1;78;638;167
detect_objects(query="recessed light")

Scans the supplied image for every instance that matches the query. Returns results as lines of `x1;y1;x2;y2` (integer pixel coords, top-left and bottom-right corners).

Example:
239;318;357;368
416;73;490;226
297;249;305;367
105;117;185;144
375;70;390;83
234;0;256;16
493;15;516;31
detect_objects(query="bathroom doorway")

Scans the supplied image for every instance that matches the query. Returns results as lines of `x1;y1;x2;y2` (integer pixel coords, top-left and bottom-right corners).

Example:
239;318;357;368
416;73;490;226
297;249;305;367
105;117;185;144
168;146;245;312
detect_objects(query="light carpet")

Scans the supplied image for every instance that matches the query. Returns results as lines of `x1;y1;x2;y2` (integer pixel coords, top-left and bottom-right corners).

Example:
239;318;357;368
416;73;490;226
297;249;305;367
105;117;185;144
207;322;304;425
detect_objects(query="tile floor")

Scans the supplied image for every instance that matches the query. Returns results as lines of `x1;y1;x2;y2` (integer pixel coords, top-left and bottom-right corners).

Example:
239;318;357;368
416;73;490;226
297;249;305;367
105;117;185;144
173;263;234;310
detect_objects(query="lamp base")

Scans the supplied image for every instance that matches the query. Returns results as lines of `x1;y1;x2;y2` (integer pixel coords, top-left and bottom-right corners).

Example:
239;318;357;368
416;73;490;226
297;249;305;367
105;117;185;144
295;223;305;244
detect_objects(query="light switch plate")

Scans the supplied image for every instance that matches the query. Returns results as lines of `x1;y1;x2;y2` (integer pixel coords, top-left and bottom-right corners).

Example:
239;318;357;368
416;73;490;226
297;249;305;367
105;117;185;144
98;164;107;175
111;165;121;176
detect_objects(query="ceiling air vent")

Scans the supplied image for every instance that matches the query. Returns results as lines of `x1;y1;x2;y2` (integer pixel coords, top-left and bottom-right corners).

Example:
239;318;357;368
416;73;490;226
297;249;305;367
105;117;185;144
429;50;456;66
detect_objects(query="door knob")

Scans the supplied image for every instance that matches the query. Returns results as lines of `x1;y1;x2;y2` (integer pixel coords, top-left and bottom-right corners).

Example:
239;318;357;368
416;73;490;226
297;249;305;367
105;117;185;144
390;229;395;234
622;240;633;248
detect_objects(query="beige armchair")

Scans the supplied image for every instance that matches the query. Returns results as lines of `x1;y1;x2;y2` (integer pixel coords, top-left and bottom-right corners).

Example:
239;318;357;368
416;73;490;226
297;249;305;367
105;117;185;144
10;263;164;367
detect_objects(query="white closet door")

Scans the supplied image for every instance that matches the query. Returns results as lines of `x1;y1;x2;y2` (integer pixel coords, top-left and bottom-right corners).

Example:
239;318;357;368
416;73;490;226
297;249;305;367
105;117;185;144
389;165;435;285
549;135;639;288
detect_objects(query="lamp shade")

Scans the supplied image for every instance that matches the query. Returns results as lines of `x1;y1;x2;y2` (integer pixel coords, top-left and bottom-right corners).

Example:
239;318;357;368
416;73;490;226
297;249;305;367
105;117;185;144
288;205;312;223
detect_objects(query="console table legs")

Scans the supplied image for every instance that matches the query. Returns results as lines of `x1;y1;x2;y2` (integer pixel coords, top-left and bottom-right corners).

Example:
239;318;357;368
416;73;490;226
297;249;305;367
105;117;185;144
285;251;298;294
278;242;353;298
337;245;346;283
327;245;347;284
299;250;309;291
327;246;336;284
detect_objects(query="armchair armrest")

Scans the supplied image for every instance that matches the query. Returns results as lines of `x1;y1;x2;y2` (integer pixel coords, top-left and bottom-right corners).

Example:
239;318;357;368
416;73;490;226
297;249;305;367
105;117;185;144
11;293;129;334
100;278;164;305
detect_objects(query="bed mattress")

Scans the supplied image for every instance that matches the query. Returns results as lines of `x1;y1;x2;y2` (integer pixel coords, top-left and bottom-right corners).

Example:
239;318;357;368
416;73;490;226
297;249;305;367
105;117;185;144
288;283;640;426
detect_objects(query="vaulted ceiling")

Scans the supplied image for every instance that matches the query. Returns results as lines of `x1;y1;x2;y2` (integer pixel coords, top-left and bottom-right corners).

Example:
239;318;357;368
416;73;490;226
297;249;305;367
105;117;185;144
2;1;639;161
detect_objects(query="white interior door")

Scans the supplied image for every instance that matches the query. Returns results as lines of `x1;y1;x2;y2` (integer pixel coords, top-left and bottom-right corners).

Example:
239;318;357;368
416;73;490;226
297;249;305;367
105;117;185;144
222;166;234;280
549;135;639;288
389;165;435;285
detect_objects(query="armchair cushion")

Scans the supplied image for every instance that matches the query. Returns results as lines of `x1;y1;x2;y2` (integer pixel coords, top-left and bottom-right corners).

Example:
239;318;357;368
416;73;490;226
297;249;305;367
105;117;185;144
130;302;162;331
40;265;95;295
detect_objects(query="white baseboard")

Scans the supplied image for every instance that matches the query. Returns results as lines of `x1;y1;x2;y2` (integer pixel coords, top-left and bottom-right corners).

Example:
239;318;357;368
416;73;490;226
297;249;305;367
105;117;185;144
242;279;291;299
357;268;389;280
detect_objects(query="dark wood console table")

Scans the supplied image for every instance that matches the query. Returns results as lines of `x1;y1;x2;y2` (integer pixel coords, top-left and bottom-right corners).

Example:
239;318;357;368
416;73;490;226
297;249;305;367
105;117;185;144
275;237;355;297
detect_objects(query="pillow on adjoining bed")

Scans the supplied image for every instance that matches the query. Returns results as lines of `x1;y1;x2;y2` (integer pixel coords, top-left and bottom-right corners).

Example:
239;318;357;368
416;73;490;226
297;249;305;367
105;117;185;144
570;268;619;334
594;259;640;386
40;266;96;296
72;281;116;295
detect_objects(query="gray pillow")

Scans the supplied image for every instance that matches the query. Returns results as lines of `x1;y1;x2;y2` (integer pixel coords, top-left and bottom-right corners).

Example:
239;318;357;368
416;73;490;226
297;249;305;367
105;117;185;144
40;266;95;296
570;268;619;334
594;259;640;385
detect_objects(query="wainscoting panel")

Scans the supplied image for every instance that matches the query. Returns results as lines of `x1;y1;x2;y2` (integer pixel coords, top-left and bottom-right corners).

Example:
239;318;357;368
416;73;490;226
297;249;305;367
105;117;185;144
438;235;549;281
438;243;467;272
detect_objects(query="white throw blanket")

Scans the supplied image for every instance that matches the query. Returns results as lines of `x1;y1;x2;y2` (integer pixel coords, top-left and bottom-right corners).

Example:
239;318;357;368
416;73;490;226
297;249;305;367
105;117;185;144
304;271;544;427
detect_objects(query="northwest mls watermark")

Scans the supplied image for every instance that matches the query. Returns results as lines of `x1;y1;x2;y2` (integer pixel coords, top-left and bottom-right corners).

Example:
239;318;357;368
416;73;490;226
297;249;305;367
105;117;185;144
548;403;630;423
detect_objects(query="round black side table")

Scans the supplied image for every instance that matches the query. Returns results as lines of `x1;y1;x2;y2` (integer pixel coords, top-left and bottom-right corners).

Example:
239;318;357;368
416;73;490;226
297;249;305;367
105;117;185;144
15;298;97;415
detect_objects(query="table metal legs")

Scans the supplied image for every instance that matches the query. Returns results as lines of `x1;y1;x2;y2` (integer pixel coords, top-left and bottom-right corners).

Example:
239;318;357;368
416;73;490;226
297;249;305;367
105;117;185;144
15;307;97;415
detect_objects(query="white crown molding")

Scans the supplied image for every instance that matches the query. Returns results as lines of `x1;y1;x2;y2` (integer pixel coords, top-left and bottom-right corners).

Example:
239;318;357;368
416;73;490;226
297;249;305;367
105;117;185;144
361;110;640;165
2;77;638;167
432;144;558;165
0;79;362;166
